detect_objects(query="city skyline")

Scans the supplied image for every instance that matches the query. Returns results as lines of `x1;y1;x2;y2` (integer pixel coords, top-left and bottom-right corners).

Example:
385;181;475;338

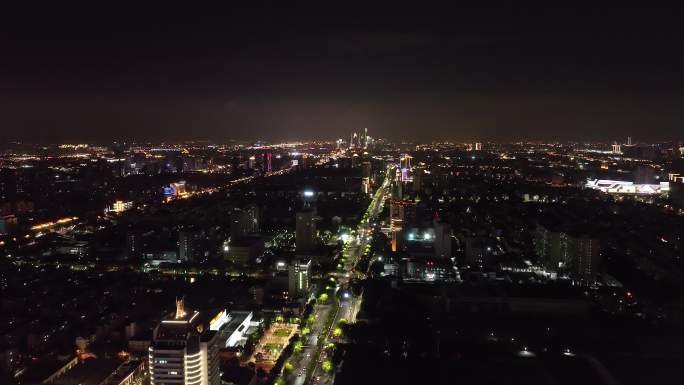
1;5;683;142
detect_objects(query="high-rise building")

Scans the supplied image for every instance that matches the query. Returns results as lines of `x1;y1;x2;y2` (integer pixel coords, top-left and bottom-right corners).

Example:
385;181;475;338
361;161;372;178
179;230;195;262
412;169;422;193
126;232;140;259
612;142;622;154
288;259;311;298
634;165;655;184
389;199;415;252
230;204;259;239
474;142;482;151
149;299;221;385
535;225;601;284
433;221;452;259
361;177;370;194
399;154;412;182
568;236;601;284
464;237;495;269
296;208;316;252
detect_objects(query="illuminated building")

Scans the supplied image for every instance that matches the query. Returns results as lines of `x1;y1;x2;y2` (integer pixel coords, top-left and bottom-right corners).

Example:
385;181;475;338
265;152;272;173
361;177;370;194
106;200;133;214
149;299;220;385
113;200;126;213
389;199;415;252
296;208;316;252
288;259;311;298
612;142;622;154
336;138;344;150
404;258;455;282
208;309;229;331
248;155;256;169
164;181;188;199
474;142;482;151
585;179;669;195
399;154;412;182
219;311;255;348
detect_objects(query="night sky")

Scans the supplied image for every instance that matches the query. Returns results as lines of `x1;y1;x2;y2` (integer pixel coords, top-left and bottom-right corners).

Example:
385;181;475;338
1;4;682;143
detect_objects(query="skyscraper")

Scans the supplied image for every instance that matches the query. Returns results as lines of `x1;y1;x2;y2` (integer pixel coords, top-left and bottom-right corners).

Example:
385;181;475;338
288;259;311;298
296;208;316;252
612;142;622;154
265;152;272;173
361;161;372;178
179;230;195;262
568;235;601;284
149;299;221;385
433;220;452;259
230;204;259;239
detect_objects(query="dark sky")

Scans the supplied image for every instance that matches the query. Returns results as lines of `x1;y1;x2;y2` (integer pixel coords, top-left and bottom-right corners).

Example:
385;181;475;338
1;4;683;143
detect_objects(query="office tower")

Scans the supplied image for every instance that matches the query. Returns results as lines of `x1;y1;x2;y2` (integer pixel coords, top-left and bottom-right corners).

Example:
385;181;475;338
363;127;368;148
248;155;256;169
336;139;344;150
296;208;316;252
149;299;220;385
474;142;482;151
230;204;259;239
288;259;311;298
627;136;632;146
433;220;452;259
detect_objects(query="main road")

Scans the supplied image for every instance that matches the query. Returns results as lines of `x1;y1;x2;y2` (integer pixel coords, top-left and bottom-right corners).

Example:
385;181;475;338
301;166;393;385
